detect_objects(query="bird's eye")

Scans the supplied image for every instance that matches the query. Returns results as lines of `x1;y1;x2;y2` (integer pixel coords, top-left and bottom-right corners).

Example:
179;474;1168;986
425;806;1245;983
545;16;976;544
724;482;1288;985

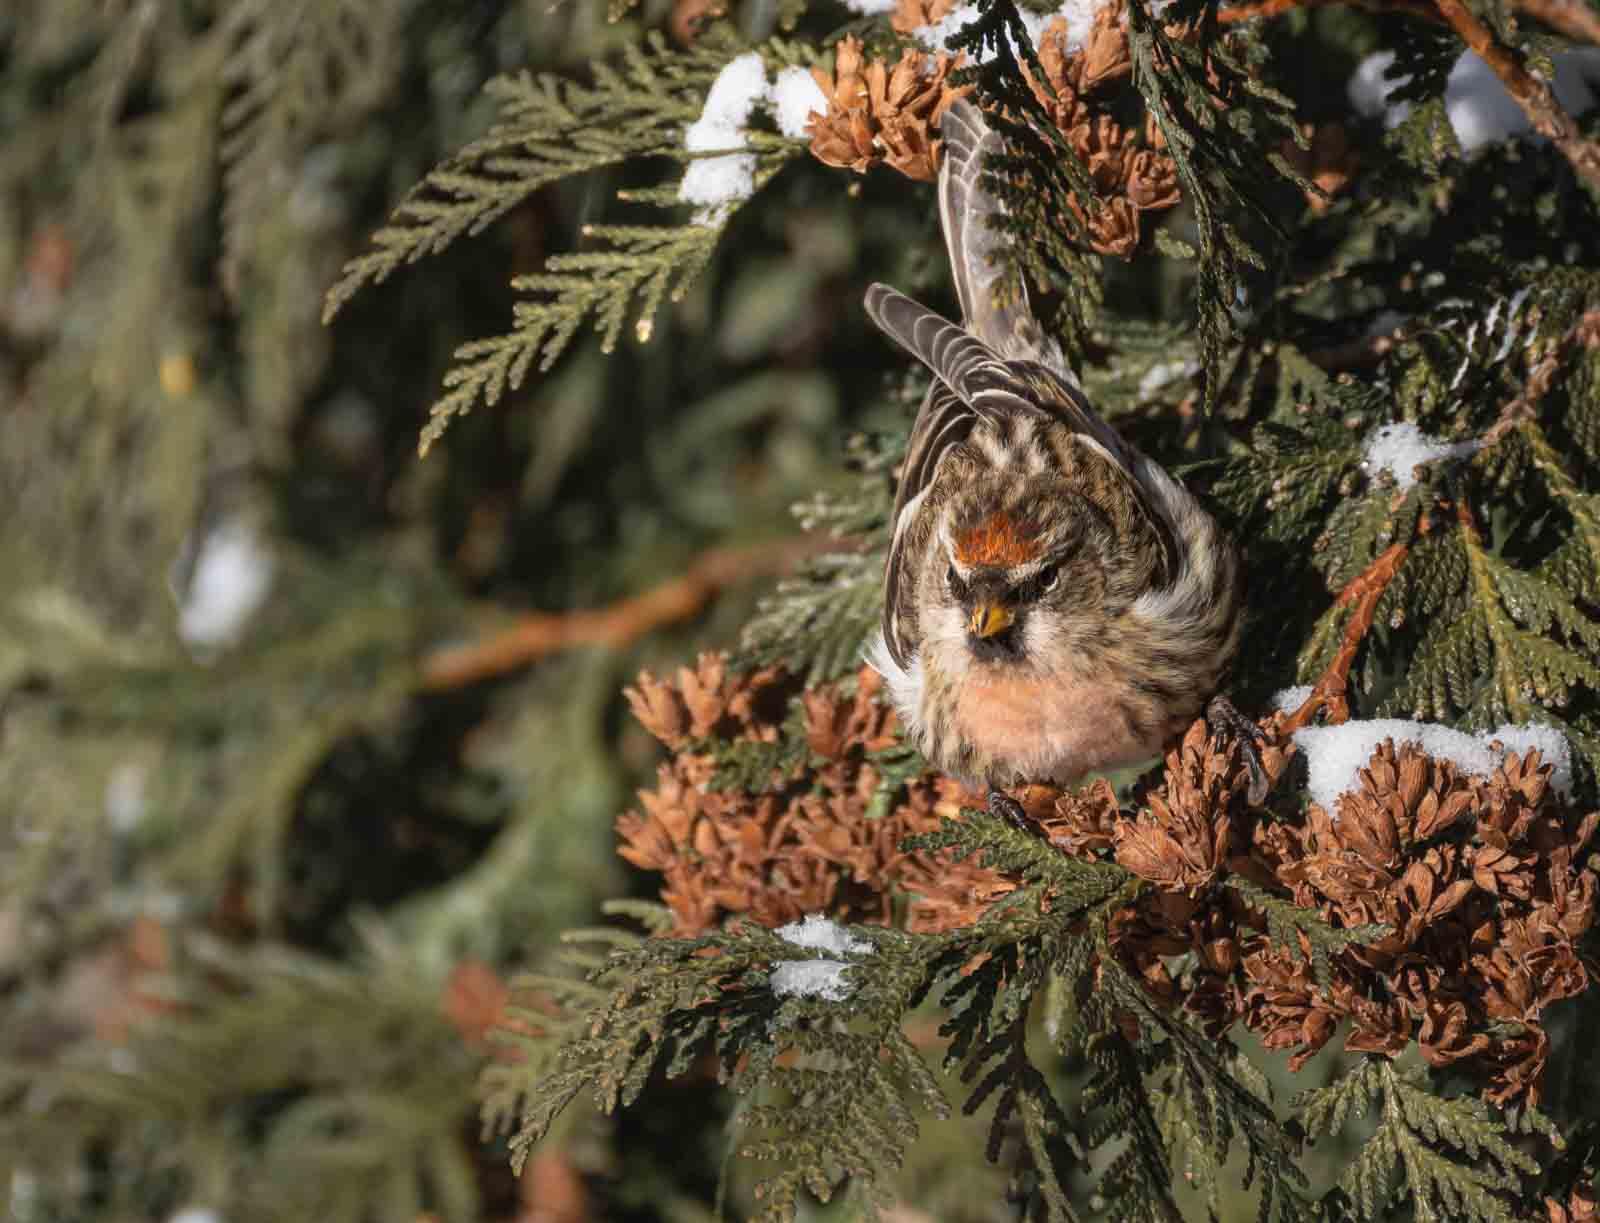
946;563;961;593
1037;564;1061;593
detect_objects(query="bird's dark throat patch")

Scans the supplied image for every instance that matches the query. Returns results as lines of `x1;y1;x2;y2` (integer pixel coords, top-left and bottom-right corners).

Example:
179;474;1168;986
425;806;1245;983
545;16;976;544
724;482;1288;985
967;625;1024;663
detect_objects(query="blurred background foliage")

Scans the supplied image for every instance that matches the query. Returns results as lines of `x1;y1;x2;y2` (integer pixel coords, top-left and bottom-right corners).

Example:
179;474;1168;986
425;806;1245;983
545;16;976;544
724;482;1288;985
0;1;930;1218
3;0;1600;1220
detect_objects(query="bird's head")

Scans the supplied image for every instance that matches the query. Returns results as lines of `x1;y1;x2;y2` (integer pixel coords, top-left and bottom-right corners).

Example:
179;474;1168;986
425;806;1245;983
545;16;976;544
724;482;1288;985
935;486;1112;666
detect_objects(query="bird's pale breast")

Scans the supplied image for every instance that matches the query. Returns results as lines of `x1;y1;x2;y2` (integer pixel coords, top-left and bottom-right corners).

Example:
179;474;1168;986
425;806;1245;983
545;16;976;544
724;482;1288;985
945;669;1162;785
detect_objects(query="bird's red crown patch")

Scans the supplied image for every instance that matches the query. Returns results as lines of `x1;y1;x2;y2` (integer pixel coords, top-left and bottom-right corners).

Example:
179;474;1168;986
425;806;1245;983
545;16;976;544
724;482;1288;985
953;512;1043;568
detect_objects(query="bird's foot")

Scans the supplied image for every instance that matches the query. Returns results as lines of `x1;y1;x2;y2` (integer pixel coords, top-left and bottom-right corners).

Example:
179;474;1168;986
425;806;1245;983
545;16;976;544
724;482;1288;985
988;789;1036;835
1206;694;1272;806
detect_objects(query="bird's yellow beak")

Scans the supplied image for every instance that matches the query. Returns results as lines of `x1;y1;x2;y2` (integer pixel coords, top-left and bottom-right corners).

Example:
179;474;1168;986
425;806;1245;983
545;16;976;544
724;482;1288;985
968;602;1015;639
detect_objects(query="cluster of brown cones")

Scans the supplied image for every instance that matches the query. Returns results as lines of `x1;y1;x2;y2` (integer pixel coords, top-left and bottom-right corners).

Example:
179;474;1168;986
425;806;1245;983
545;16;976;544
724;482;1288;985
1050;720;1598;1106
803;0;1183;256
618;655;1008;934
618;655;1599;1107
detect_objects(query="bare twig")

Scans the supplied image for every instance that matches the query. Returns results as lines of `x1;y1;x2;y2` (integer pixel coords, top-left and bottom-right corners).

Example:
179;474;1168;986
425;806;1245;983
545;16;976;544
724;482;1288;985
1480;316;1590;447
1515;0;1600;44
1432;0;1600;190
1280;541;1413;733
1218;0;1600;191
1218;0;1443;25
420;536;836;691
1219;0;1600;43
1306;329;1404;372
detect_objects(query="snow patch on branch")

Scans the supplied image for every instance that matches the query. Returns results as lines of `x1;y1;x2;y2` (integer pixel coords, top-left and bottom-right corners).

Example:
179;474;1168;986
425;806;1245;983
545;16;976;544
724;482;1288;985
776;913;871;954
678;58;831;224
1361;422;1482;491
1137;358;1199;400
1348;49;1600;152
909;0;1112;60
1273;685;1314;713
770;66;829;140
680;52;769;224
770;914;873;1001
771;959;856;1000
1293;719;1572;812
176;516;275;653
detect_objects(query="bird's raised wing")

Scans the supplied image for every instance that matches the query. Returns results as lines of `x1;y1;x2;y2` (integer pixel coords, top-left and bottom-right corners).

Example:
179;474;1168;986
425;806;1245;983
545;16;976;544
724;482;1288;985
881;378;971;667
862;283;1133;467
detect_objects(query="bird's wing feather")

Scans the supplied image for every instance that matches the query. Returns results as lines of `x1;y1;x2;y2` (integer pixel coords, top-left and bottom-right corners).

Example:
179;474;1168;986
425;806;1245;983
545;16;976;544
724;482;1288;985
882;379;971;667
862;283;1012;421
863;283;1135;465
868;282;1178;592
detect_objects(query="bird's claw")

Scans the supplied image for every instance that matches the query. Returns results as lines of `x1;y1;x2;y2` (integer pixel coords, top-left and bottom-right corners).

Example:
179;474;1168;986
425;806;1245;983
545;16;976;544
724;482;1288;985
1206;694;1272;806
988;790;1036;835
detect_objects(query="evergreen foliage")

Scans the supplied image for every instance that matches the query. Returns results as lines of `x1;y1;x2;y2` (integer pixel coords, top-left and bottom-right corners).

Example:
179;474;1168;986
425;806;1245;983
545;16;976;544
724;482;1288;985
7;0;1600;1219
1298;1060;1543;1222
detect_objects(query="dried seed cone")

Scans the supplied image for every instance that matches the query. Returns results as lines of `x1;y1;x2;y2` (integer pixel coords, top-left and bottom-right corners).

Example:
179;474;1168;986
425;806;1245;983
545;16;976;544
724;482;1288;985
1024;5;1182;256
806;37;972;182
620;651;1599;1107
1241;738;1600;1104
618;655;999;935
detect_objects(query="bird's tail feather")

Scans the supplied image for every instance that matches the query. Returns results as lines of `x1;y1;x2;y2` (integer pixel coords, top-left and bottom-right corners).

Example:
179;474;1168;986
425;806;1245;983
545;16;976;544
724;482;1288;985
938;98;1067;373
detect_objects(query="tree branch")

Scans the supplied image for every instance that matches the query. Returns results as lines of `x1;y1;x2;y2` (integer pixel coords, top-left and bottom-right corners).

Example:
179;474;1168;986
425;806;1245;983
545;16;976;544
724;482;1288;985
1217;0;1600;192
1510;0;1600;45
1432;0;1600;190
1480;313;1593;447
1280;541;1412;732
420;536;835;691
1218;0;1442;23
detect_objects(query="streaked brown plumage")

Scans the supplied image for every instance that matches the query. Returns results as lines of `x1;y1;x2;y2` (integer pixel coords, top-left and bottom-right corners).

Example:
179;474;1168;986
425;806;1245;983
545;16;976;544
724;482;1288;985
864;98;1247;794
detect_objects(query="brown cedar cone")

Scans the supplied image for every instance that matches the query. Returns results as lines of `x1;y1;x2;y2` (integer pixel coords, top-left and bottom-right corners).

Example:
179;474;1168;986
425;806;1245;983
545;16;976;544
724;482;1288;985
1034;776;1121;856
618;656;998;935
805;5;1175;251
807;37;971;182
1114;720;1241;893
1125;148;1180;211
1547;1181;1598;1223
1067;194;1142;260
622;650;1600;1108
1026;10;1180;256
1036;5;1132;101
1237;947;1340;1069
1024;713;1596;1106
1240;738;1599;1105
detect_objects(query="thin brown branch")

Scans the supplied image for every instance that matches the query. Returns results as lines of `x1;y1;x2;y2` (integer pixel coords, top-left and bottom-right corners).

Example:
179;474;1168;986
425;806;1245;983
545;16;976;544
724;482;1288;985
1306;328;1404;372
1219;0;1600;190
1480;316;1589;447
1218;0;1443;25
1280;541;1413;733
1219;0;1600;42
1433;0;1600;190
420;535;836;691
1515;0;1600;44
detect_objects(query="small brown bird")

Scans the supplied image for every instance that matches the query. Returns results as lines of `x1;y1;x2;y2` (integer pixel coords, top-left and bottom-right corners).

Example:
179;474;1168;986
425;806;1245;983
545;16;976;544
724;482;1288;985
864;99;1260;816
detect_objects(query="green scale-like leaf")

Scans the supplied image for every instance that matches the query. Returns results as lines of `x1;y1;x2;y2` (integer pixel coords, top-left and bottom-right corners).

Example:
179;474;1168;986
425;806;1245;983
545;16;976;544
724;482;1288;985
324;33;748;317
1386;520;1600;729
1298;1061;1539;1223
